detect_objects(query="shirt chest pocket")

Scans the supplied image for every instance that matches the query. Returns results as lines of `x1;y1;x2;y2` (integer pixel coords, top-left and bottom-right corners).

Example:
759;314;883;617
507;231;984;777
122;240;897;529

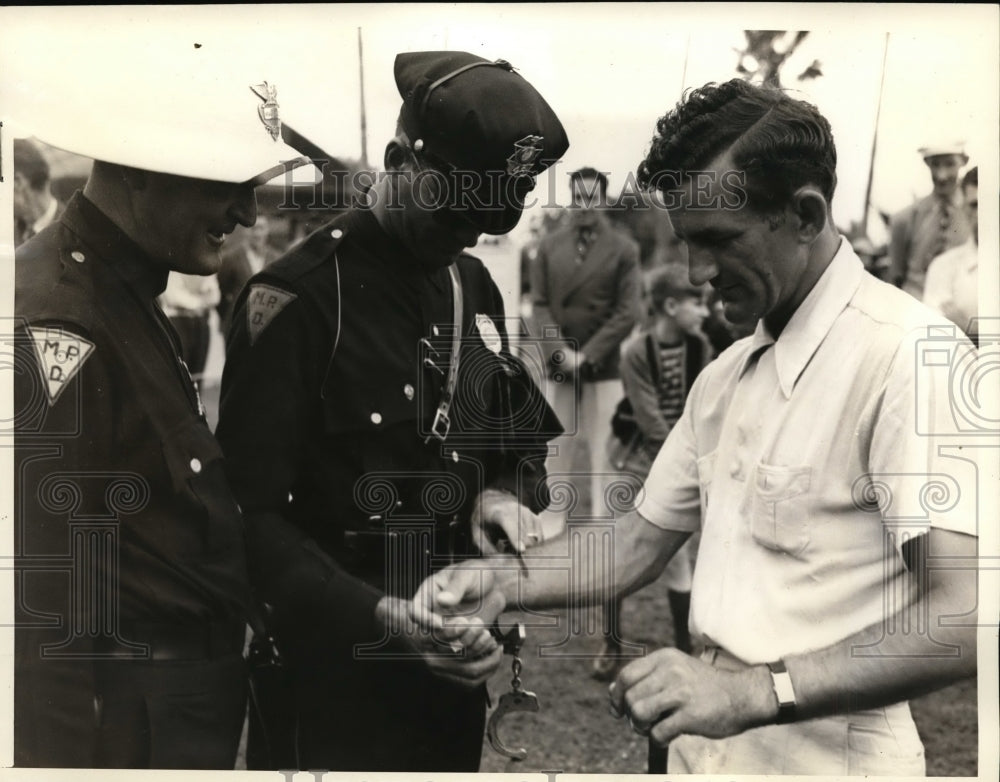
161;419;242;554
749;462;812;557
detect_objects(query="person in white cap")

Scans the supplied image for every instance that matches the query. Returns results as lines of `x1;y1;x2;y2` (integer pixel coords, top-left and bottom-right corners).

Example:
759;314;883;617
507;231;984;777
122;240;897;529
924;166;980;345
888;141;972;299
12;53;315;768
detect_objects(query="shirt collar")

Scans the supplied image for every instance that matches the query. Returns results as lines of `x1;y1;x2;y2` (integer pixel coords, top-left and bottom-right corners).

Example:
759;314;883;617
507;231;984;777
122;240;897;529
61;192;170;299
347;204;451;292
737;237;864;398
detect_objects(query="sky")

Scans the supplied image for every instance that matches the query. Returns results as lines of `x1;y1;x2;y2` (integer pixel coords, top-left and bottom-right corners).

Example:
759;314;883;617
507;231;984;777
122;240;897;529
1;2;998;251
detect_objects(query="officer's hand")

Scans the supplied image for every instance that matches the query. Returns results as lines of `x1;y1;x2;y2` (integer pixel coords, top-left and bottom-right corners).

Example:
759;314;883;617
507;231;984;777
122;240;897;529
411;561;507;636
378;594;503;688
607;647;777;747
377;594;499;676
471;489;544;556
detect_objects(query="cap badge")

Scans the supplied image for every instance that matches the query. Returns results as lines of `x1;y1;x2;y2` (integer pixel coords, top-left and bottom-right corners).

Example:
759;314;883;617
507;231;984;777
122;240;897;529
250;82;281;141
507;135;544;177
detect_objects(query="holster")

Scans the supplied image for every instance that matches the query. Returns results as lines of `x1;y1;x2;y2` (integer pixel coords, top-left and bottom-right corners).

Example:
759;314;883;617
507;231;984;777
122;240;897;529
245;606;297;770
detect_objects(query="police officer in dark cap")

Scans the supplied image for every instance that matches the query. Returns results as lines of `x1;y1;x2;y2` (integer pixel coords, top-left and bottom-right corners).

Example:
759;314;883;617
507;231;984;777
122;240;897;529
11;47;317;768
216;50;569;771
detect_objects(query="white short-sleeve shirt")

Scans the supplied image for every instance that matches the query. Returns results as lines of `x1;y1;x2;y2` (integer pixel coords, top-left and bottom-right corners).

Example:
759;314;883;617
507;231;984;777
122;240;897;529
637;239;985;663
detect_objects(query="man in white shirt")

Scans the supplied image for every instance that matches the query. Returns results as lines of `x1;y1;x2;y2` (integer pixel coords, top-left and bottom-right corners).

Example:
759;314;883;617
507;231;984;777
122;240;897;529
416;78;985;776
925;167;979;345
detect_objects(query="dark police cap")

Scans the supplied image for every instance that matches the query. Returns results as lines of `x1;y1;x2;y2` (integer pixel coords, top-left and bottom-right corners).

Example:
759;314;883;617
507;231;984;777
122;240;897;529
395;50;569;234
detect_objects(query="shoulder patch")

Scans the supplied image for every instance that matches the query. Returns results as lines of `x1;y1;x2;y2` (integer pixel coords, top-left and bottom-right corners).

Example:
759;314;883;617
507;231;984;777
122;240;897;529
247;283;298;345
27;325;96;406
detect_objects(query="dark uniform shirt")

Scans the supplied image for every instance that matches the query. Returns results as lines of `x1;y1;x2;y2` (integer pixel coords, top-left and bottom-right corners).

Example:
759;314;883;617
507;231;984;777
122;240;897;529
14;192;251;635
216;206;559;770
13;192;252;767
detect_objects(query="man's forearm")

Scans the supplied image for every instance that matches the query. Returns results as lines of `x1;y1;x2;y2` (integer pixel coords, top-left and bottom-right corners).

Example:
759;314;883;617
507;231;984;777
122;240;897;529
785;528;977;720
495;511;691;611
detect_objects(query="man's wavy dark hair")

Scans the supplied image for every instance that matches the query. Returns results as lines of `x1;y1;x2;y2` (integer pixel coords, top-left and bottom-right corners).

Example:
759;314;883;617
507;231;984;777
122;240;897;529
637;79;837;214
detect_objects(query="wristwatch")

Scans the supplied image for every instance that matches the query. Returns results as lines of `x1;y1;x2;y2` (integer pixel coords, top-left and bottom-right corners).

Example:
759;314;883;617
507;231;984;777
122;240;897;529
766;660;797;724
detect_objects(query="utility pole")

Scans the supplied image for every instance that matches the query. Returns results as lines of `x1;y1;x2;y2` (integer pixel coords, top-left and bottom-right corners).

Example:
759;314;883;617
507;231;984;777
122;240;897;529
358;27;368;168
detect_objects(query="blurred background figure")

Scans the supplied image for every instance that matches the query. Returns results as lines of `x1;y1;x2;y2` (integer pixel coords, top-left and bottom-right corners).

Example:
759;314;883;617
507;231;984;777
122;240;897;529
850;235;891;281
159;271;222;390
888;141;971;299
13;138;66;246
530;167;642;536
217;214;274;341
924;166;980;346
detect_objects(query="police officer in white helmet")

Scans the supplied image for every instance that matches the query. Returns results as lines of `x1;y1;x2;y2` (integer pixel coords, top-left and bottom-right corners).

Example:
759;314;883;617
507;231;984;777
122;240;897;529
12;47;317;768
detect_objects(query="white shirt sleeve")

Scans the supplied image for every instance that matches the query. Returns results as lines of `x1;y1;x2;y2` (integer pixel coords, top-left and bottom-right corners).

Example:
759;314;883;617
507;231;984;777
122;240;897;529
866;325;986;549
635;368;705;532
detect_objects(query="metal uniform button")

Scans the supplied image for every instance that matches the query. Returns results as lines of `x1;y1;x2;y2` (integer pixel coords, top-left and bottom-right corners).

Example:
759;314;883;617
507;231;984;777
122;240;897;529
451;450;459;463
371;412;382;425
331;228;343;239
432;325;440;337
71;251;86;263
190;458;202;474
404;384;415;400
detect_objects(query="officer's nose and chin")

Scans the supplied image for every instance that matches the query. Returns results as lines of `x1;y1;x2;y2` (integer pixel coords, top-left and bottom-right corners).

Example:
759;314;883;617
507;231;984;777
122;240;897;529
230;181;260;229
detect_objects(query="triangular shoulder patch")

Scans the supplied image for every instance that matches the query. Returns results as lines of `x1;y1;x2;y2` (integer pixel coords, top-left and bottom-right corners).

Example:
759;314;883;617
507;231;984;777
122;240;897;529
27;324;96;406
247;283;298;346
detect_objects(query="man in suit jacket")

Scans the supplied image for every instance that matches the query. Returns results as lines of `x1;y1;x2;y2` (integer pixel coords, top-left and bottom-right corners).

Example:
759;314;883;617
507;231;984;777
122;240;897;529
530;167;642;538
888;141;971;299
13;138;66;247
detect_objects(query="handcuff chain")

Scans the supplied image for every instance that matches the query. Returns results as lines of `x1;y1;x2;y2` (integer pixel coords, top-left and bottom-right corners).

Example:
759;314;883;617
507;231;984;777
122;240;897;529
510;654;522;692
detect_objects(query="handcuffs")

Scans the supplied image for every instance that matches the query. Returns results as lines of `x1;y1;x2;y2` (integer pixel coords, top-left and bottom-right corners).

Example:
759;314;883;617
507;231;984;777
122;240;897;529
485;621;538;761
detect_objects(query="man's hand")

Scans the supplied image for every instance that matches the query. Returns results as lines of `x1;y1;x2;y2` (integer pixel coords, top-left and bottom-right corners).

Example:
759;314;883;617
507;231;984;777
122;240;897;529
410;560;508;635
554;346;587;378
608;648;777;747
376;594;502;688
470;489;544;556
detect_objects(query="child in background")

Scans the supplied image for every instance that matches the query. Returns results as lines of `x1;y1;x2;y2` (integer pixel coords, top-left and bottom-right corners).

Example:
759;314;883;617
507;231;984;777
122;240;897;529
596;263;713;679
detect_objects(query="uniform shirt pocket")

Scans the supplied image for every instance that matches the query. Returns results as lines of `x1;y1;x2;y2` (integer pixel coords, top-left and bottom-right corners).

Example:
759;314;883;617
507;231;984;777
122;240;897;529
749;462;812;557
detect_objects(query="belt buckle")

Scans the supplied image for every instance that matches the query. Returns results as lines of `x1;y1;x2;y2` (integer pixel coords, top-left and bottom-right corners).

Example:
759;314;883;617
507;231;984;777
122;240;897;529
427;407;451;442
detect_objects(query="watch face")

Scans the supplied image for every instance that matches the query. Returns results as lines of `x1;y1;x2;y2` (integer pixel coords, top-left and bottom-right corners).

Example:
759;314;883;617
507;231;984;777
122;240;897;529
772;670;796;705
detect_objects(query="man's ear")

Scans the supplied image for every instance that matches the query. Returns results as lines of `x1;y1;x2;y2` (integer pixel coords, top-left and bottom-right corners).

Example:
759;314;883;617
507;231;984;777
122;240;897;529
384;139;411;173
663;296;679;317
790;186;828;244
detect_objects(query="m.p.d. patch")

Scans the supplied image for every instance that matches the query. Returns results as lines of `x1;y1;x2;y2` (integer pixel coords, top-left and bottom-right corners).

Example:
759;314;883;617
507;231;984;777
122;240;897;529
27;325;96;406
247;284;298;345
